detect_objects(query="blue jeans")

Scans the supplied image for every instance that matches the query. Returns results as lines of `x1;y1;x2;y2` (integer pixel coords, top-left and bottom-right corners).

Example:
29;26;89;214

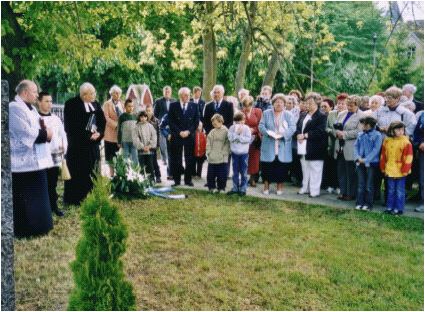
122;142;138;166
356;164;375;208
386;177;406;211
231;153;248;192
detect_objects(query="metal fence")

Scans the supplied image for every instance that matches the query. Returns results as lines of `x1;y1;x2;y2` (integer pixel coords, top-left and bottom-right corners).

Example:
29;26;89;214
51;104;64;122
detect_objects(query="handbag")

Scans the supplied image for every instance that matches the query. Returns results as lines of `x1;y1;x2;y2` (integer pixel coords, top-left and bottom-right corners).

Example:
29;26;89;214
61;159;71;181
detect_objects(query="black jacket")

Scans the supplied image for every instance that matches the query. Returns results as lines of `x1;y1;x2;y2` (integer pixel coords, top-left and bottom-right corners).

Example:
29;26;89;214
190;98;206;121
64;95;106;147
203;99;234;134
295;110;328;160
154;97;176;120
168;101;200;139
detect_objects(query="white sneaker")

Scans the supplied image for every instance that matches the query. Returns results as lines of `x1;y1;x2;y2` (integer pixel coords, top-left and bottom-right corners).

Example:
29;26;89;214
355;205;362;210
262;190;269;195
361;206;370;211
276;190;283;195
335;188;341;195
327;187;334;194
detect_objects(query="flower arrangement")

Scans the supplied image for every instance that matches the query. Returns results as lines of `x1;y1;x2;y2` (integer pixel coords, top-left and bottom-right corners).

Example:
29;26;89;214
110;154;153;198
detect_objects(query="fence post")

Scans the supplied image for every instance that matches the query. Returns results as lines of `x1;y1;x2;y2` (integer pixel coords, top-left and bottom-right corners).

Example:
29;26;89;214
1;80;16;311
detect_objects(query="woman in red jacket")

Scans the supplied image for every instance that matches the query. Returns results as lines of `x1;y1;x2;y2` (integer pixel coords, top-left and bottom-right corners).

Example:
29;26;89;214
241;96;262;187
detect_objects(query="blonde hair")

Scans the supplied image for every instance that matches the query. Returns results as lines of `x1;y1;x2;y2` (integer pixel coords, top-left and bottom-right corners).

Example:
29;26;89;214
385;86;402;99
271;93;286;104
347;95;362;107
305;92;322;106
241;95;254;107
211;113;224;124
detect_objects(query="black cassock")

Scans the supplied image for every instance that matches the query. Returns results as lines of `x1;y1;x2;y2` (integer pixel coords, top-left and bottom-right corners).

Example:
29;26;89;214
63;96;106;205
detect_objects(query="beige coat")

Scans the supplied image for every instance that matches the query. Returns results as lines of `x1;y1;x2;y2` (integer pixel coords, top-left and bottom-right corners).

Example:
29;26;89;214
333;109;364;161
103;99;123;143
206;126;230;164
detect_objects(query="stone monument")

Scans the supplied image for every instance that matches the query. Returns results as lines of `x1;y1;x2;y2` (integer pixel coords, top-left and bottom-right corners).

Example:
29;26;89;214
1;80;15;310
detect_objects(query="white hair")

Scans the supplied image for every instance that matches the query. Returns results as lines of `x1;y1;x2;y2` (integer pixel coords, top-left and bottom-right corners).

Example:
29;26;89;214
402;84;417;94
212;84;225;94
79;82;95;97
109;85;122;95
178;87;191;96
369;95;385;107
238;88;250;97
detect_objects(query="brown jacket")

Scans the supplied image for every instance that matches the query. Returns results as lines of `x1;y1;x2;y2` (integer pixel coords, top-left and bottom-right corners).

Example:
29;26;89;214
103;99;124;143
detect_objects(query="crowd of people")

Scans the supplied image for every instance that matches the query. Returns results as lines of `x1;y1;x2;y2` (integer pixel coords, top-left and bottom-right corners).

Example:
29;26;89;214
8;79;424;237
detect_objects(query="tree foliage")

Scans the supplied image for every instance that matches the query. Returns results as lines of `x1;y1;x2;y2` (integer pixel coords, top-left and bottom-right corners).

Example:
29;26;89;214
1;1;423;102
68;176;136;311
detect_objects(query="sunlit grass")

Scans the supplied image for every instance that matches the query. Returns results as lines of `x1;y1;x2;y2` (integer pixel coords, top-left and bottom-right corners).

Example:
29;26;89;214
15;189;423;310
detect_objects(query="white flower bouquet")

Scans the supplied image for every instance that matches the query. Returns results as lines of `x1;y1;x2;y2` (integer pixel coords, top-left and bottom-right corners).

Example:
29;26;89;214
110;154;153;198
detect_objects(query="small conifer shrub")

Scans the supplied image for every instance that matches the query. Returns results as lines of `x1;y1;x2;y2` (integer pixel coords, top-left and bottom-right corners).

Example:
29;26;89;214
68;176;136;311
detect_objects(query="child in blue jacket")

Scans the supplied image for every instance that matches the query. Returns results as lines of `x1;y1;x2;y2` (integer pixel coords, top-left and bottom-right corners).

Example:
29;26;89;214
353;116;383;210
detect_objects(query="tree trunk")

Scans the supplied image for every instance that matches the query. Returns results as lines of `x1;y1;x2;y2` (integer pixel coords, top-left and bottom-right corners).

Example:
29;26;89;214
262;49;281;88
234;2;257;95
202;2;217;101
1;2;27;96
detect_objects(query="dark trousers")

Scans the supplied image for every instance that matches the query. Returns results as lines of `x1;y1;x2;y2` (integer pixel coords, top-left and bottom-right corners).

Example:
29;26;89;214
322;154;338;189
337;154;357;197
356;164;376;208
152;149;161;179
207;163;228;190
46;166;60;212
138;154;154;182
387;177;406;211
193;156;206;177
290;149;302;184
170;136;195;184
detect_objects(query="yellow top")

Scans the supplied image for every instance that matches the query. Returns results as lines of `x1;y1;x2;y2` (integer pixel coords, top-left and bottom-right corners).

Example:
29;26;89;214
380;136;413;178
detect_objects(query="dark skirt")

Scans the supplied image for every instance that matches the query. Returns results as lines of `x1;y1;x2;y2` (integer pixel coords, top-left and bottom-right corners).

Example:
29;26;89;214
261;157;289;183
12;170;53;237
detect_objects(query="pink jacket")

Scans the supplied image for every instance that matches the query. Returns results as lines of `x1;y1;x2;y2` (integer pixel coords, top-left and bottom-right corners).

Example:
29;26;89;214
102;99;123;143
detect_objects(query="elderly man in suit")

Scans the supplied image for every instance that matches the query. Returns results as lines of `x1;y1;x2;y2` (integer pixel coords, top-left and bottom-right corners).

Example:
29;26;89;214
64;82;106;205
168;87;200;186
334;95;364;201
203;84;234;134
154;86;175;178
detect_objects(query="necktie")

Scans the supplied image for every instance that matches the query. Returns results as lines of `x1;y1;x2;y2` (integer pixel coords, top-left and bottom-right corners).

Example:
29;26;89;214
183;103;187;114
114;103;122;117
215;102;219;111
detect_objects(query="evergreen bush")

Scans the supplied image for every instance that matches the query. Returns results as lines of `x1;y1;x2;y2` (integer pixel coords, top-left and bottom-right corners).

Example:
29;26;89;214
68;176;136;311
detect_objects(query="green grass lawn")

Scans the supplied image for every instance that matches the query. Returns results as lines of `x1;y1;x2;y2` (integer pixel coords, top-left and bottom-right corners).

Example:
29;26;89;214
15;189;424;310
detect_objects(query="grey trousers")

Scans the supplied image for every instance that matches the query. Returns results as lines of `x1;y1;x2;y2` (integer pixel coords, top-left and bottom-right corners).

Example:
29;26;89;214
337;154;357;197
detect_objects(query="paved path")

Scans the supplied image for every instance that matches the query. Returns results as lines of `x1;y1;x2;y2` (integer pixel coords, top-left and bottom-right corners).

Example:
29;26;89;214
152;160;424;220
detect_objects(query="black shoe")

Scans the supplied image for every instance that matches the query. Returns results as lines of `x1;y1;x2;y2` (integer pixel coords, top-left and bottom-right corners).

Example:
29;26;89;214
167;176;174;180
227;190;238;196
239;191;246;196
155;177;161;183
53;209;64;217
172;183;181;187
383;209;392;214
185;182;194;187
204;183;208;187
